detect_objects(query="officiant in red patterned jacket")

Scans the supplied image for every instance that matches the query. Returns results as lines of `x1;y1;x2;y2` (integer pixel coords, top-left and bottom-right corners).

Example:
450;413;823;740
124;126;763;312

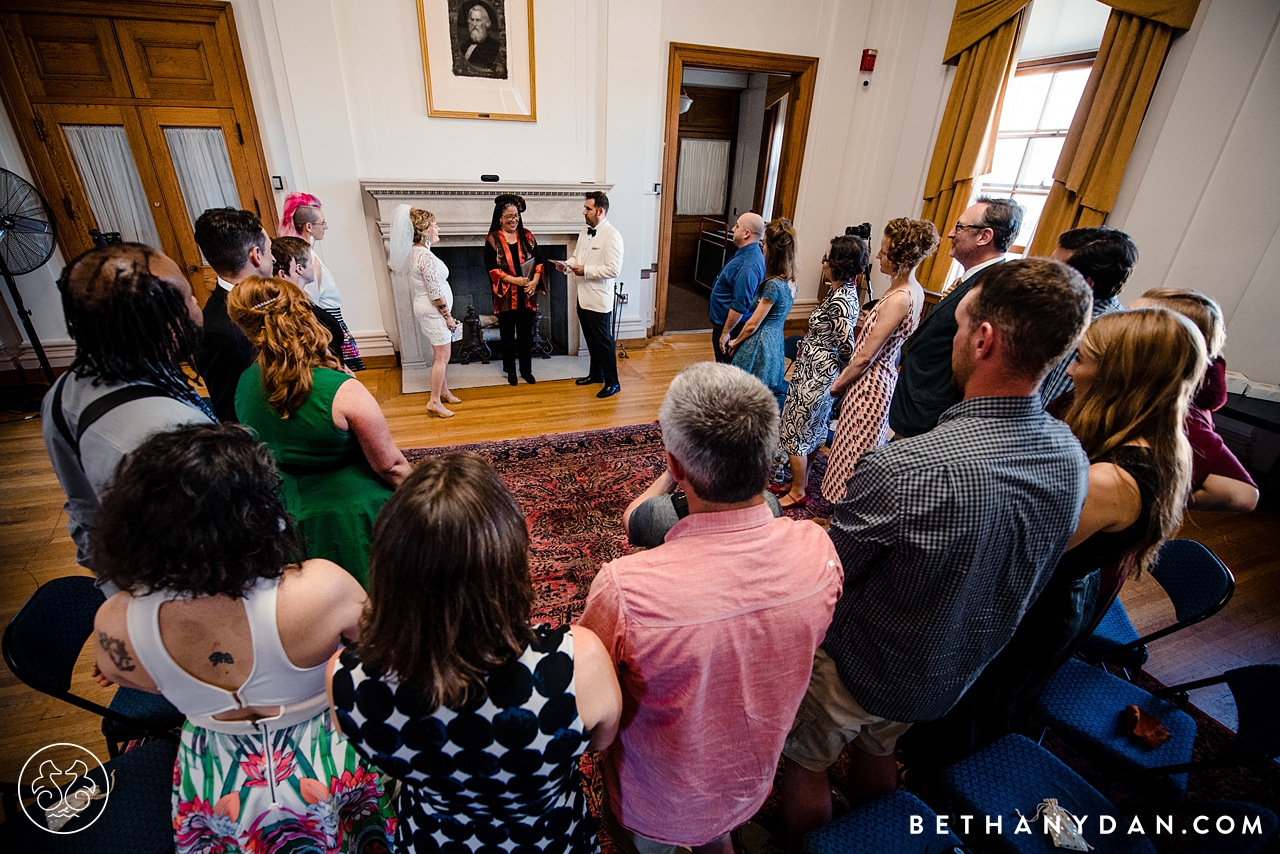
484;194;545;386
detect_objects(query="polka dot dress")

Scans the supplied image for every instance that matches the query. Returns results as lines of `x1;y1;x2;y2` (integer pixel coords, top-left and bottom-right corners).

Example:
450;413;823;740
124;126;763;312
331;625;597;853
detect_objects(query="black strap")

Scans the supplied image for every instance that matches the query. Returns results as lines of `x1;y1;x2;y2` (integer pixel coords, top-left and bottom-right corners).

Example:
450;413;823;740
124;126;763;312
52;377;178;463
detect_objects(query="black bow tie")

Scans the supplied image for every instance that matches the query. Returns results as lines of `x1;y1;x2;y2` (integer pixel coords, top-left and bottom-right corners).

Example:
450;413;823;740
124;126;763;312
587;227;597;237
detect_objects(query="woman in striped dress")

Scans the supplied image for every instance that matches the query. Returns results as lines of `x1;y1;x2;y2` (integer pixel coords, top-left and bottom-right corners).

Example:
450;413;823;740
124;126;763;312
822;218;938;503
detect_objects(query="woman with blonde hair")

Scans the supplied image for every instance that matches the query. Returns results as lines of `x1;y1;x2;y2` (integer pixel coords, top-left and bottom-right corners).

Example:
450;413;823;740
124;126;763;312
728;218;798;399
391;204;461;417
819;217;938;505
900;307;1206;778
1130;287;1258;513
229;277;410;585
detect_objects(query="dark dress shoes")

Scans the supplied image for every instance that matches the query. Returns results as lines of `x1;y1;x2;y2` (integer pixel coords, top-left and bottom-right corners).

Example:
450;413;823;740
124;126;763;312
521;373;536;384
576;376;602;386
507;373;518;385
596;384;621;399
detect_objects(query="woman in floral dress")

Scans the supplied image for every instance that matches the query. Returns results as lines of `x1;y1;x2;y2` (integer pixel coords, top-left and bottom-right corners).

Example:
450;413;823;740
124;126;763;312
822;217;939;502
90;424;397;854
775;234;867;507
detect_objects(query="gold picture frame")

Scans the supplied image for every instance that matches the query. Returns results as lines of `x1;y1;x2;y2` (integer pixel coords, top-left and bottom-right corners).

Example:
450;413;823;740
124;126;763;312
418;0;537;122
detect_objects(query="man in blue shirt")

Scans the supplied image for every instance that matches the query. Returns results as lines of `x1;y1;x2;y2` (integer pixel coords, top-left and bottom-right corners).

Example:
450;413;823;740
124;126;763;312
709;212;766;363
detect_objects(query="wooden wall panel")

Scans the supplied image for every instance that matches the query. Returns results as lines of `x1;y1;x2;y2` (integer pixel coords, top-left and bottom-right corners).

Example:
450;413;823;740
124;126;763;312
0;14;132;100
113;19;229;104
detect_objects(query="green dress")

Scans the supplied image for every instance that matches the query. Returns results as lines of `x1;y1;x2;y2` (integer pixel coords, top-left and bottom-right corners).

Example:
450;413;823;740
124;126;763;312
235;365;391;585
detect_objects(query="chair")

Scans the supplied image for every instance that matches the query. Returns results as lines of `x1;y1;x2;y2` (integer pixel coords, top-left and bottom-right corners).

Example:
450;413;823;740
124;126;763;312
1079;539;1234;680
0;739;178;852
3;576;184;757
940;733;1155;853
801;790;967;854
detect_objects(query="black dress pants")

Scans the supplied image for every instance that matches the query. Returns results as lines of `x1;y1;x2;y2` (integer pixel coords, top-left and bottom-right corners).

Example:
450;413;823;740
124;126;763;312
577;304;618;385
497;308;535;376
711;320;742;364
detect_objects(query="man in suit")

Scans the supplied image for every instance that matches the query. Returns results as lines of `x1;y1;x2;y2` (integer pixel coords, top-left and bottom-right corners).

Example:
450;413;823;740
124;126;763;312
887;196;1023;438
460;3;501;73
194;208;273;423
556;192;624;399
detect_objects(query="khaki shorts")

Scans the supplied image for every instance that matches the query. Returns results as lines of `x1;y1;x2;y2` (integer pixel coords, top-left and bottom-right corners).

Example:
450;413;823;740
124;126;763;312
783;649;913;770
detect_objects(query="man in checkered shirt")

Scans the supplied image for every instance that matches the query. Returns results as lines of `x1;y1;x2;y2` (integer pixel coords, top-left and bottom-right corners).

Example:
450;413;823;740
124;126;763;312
781;258;1093;842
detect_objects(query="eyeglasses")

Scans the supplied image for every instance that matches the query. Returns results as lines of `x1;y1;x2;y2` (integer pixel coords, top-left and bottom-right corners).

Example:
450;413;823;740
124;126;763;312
500;213;520;221
953;222;989;233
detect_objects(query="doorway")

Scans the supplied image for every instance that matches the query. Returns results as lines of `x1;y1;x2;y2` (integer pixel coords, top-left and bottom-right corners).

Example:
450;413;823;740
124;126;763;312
654;43;818;336
0;2;278;306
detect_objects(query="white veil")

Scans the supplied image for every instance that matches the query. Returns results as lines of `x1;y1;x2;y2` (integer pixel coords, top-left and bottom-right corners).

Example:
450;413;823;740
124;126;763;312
388;204;415;275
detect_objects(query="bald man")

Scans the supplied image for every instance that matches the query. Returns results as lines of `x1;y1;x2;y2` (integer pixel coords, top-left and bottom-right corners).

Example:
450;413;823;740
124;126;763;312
43;244;215;588
709;212;766;363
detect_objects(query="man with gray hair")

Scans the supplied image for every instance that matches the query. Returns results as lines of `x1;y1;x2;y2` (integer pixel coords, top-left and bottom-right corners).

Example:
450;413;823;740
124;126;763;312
579;362;842;854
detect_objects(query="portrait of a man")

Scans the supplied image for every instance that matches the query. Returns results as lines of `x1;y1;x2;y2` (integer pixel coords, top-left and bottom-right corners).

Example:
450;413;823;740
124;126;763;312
452;0;507;79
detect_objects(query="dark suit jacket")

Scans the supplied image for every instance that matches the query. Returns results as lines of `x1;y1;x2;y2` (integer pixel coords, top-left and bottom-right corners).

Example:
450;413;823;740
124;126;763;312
464;36;501;71
197;286;347;423
888;260;1005;438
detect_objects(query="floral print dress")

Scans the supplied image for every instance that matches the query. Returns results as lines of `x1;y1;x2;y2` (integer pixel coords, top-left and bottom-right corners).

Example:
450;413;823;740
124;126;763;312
172;711;397;854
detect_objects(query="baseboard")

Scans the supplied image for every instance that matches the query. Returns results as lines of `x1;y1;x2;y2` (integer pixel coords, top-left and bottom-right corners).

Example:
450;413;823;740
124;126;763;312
351;331;395;360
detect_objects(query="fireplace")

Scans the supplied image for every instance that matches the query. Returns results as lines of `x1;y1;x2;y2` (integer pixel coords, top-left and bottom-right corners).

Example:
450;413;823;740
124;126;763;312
362;180;613;393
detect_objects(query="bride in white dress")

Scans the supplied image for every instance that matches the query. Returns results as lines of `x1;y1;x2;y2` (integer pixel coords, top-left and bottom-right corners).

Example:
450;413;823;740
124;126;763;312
391;205;461;417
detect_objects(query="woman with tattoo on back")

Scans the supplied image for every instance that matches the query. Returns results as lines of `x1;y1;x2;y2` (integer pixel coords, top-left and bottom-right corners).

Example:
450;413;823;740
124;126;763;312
90;423;396;854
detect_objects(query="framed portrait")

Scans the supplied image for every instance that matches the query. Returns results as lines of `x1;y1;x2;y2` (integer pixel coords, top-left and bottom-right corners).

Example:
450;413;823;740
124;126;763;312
418;0;537;122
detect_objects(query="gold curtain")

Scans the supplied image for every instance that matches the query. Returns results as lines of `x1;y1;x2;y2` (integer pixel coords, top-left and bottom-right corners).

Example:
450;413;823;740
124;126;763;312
1025;9;1180;257
1106;0;1199;30
918;8;1026;290
944;0;1033;64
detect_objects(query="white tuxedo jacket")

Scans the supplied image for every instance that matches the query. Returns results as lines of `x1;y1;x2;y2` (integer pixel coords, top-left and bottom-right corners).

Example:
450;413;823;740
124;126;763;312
568;219;624;313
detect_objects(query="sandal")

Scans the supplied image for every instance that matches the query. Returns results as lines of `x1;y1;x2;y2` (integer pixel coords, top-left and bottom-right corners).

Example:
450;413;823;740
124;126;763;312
779;493;807;509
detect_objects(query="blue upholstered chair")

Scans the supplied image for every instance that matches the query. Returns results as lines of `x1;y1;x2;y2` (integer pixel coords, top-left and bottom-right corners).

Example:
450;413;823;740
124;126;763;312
1079;540;1234;680
2;576;183;757
801;790;967;854
1031;657;1197;799
0;739;177;852
939;733;1156;854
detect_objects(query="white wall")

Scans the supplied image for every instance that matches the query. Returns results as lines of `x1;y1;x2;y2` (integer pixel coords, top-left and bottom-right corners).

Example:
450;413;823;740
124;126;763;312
4;0;1274;379
1110;0;1280;383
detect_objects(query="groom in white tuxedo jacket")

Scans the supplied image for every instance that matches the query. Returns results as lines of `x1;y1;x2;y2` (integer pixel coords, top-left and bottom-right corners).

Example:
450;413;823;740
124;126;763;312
558;192;624;399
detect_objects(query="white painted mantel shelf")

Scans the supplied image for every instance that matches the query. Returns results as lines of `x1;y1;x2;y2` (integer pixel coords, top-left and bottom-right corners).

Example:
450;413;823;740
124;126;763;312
362;180;613;394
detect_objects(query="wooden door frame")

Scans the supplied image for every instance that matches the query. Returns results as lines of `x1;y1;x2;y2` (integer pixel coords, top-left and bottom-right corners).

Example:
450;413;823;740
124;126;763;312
653;43;818;336
0;0;277;271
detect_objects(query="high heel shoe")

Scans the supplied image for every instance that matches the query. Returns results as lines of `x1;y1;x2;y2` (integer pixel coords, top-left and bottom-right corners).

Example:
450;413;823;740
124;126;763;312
427;404;455;418
778;493;807;509
443;393;462;404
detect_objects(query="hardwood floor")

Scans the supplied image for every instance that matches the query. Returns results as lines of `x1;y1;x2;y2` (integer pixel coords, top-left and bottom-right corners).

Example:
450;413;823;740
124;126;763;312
0;331;1275;788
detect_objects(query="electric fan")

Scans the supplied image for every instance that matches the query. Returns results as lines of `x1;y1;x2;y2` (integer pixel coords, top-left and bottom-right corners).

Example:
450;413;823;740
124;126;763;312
0;167;57;387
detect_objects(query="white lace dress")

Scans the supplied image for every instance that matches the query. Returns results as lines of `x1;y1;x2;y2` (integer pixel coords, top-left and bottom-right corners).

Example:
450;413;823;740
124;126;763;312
409;244;454;346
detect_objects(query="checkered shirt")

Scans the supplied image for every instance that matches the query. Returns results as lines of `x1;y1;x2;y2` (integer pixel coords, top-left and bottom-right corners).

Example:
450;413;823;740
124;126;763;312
821;394;1089;722
1040;296;1124;404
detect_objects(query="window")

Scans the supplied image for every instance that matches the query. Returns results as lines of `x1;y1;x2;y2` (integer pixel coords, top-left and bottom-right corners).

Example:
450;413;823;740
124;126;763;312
976;57;1092;252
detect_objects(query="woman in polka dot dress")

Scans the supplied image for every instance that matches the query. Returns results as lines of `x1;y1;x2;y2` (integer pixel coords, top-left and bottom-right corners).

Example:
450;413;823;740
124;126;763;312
822;218;939;503
327;452;622;853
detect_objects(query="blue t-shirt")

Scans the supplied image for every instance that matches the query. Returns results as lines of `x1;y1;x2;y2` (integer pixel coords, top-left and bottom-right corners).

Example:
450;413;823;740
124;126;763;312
708;242;766;325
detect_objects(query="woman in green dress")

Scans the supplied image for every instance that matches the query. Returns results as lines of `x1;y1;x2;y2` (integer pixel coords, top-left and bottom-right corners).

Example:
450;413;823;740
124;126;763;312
230;277;410;585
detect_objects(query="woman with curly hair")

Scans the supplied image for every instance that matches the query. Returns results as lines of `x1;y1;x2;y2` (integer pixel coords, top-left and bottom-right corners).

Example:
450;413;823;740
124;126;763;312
820;218;938;503
229;276;409;584
485;194;545;385
390;204;461;417
328;452;621;853
91;423;397;854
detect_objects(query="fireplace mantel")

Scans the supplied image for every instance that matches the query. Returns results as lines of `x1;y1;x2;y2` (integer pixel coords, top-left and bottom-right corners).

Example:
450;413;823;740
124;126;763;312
362;180;613;393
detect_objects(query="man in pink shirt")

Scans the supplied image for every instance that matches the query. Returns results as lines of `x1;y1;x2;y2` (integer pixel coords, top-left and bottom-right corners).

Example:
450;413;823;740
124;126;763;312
579;362;843;854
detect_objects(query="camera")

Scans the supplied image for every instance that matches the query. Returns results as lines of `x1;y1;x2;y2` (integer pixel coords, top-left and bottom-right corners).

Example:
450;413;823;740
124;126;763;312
845;222;872;241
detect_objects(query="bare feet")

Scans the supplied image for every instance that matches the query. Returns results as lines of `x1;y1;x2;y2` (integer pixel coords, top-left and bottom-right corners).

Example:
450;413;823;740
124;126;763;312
443;393;462;404
427;403;455;418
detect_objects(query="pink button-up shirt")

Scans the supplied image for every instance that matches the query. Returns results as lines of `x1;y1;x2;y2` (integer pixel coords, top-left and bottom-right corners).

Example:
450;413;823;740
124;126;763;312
579;502;843;845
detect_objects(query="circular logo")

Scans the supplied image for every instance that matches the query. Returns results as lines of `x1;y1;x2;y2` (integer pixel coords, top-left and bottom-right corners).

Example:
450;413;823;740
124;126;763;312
18;742;111;833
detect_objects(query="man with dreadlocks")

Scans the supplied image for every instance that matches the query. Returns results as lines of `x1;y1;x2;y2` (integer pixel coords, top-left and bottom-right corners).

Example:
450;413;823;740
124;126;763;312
42;244;215;591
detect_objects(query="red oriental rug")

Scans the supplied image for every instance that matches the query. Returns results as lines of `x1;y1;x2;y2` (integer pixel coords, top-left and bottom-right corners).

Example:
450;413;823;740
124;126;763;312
403;425;1278;853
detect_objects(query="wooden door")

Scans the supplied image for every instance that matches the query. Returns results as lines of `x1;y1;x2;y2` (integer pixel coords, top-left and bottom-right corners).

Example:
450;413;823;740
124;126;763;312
138;106;264;302
32;103;184;263
0;0;277;302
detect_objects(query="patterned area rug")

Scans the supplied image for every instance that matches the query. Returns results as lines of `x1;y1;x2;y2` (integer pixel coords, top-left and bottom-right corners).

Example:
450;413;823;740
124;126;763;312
404;425;1278;853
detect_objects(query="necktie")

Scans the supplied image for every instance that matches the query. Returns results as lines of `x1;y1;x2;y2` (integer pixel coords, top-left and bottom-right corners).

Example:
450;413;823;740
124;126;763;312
587;227;597;237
